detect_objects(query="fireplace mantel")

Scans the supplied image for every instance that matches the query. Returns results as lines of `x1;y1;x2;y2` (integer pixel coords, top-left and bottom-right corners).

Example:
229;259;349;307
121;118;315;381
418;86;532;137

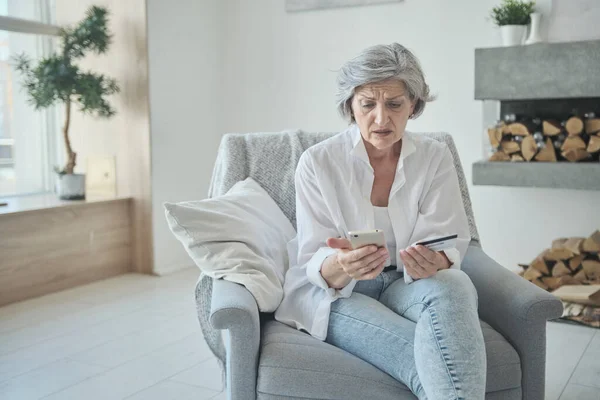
473;161;600;191
475;40;600;100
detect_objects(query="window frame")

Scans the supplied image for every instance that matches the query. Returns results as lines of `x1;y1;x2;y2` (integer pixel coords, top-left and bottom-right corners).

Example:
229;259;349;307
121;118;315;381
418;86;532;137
0;14;59;36
0;2;61;197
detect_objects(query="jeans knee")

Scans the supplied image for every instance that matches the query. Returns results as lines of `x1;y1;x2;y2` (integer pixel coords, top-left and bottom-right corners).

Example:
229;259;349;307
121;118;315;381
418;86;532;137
426;269;478;306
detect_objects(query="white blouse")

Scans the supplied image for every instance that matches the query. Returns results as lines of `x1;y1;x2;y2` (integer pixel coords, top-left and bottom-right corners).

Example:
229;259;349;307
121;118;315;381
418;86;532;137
373;206;396;266
274;124;471;341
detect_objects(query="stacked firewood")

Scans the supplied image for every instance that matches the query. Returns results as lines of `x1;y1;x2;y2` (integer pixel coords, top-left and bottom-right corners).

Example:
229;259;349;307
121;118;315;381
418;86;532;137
488;113;600;162
518;231;600;291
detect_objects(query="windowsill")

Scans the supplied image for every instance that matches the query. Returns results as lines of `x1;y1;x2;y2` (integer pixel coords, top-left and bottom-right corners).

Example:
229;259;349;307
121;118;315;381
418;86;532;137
0;192;132;216
0;191;134;306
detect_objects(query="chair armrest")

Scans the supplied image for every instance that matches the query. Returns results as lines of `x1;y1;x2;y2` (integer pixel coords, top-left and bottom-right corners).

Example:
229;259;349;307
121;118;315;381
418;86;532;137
210;279;260;400
462;245;563;324
462;245;563;400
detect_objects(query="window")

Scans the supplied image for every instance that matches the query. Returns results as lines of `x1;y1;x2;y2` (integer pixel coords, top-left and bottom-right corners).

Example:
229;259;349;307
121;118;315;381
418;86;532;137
0;0;58;197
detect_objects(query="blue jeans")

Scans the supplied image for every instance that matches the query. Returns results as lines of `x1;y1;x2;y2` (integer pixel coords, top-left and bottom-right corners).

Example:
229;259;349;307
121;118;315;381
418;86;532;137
325;269;486;400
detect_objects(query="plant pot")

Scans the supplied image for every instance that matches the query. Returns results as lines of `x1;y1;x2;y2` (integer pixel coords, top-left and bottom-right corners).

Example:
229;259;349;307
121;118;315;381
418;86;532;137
56;173;86;200
500;25;527;46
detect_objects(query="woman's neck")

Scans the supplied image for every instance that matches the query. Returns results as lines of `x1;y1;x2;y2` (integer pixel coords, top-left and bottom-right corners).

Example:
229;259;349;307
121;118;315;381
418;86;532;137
364;139;402;165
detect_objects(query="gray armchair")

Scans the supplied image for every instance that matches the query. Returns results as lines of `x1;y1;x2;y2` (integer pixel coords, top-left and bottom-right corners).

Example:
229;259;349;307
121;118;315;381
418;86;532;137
197;131;563;400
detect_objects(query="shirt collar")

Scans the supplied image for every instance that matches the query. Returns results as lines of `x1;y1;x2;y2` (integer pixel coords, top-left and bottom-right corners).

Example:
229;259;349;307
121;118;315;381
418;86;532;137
349;124;416;171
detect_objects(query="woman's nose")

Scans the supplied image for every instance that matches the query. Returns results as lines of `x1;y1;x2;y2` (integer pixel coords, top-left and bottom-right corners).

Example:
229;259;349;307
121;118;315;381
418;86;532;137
374;105;388;125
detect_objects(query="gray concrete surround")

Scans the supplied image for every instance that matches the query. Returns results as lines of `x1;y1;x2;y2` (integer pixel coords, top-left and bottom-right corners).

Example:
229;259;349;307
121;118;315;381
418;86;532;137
475;40;600;100
472;161;600;191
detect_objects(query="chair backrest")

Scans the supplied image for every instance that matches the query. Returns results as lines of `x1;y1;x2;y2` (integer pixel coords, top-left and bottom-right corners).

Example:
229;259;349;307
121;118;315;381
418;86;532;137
208;130;480;243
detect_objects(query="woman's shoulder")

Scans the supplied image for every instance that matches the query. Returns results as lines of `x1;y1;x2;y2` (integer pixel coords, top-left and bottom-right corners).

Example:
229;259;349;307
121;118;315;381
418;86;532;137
300;127;353;164
308;127;353;152
407;132;451;159
408;132;449;150
406;133;456;175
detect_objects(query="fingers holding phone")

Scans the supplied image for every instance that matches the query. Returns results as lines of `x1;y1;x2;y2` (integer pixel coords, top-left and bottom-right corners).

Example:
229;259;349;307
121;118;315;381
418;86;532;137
346;229;389;279
326;234;388;281
346;246;388;280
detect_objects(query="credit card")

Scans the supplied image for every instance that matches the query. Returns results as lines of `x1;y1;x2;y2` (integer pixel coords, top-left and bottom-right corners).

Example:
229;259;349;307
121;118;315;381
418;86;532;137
416;234;458;252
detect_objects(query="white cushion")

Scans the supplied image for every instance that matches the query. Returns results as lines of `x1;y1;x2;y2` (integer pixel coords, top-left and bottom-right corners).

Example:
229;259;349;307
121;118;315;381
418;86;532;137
164;177;296;312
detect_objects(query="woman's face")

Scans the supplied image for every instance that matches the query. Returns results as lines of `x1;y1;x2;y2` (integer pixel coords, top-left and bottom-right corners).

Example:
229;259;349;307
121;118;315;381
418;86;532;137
350;79;415;151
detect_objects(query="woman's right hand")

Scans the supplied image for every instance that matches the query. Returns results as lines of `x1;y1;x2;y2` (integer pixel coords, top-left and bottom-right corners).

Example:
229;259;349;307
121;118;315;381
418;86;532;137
326;237;389;281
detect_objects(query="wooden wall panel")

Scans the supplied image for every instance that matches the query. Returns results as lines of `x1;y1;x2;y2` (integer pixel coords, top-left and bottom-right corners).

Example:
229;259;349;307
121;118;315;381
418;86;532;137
55;0;153;274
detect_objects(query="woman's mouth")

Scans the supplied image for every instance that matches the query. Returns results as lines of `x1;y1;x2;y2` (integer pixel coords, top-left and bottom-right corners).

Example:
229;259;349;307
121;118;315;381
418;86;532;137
373;130;393;135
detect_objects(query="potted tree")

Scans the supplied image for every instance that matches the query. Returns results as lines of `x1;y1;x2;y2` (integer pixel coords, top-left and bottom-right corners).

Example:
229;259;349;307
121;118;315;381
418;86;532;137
14;6;119;200
490;0;536;46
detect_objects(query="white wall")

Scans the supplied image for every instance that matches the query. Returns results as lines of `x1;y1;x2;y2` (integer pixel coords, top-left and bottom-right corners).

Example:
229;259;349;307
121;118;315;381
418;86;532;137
147;0;222;274
145;0;599;274
219;0;600;270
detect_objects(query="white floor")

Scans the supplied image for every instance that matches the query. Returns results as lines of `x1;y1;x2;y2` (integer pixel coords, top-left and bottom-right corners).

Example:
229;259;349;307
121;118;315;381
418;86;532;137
0;268;598;400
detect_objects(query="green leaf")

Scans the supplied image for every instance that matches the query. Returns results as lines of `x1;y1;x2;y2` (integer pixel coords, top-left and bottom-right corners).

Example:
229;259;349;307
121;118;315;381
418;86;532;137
490;0;536;26
11;5;119;173
73;72;119;117
63;5;112;59
11;5;118;114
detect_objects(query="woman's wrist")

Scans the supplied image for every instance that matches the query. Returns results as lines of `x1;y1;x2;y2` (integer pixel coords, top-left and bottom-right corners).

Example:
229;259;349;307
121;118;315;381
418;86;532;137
437;251;452;270
322;254;352;289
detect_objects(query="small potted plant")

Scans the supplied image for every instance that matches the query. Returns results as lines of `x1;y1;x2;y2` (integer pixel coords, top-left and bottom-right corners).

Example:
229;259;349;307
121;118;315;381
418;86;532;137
490;0;536;47
13;6;119;200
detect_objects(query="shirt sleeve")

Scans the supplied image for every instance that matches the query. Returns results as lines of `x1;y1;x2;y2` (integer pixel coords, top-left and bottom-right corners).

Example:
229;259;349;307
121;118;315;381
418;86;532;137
401;145;471;284
293;152;356;298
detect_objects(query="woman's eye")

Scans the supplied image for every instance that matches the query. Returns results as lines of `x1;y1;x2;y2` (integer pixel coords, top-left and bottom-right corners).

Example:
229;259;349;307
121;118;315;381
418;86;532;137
361;103;374;108
388;103;402;108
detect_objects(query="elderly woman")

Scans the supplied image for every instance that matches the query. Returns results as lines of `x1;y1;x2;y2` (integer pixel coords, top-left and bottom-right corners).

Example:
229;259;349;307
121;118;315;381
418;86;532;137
275;43;486;400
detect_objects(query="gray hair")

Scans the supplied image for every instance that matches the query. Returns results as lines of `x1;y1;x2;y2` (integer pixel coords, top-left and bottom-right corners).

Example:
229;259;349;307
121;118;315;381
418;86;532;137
336;43;435;122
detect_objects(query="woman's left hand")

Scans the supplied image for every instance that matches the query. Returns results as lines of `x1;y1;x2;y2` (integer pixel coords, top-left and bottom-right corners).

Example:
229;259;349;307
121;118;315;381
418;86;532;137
399;245;451;280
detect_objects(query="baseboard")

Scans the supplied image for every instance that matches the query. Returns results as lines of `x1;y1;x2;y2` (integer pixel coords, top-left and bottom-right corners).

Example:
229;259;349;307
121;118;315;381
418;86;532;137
153;262;196;276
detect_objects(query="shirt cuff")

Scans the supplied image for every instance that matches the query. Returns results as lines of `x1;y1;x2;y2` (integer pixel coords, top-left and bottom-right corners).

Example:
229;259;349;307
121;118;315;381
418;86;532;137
442;247;461;271
306;246;356;299
306;246;337;289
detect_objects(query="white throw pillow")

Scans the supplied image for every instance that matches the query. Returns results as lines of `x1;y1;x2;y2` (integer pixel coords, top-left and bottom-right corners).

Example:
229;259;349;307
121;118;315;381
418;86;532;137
164;177;296;312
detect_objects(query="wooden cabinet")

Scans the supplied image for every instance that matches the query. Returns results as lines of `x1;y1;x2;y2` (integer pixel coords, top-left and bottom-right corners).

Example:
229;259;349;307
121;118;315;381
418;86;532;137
0;197;132;306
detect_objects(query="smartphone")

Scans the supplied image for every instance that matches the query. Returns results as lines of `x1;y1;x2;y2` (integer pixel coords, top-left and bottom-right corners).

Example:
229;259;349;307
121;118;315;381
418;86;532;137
347;229;386;250
416;234;458;252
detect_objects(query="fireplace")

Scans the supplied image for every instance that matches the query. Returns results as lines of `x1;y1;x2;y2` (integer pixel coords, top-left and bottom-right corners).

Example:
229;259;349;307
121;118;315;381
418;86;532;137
472;40;600;191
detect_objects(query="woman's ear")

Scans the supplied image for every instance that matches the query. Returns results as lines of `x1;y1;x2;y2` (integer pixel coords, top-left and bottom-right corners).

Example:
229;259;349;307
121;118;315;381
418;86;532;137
409;100;417;119
348;98;356;123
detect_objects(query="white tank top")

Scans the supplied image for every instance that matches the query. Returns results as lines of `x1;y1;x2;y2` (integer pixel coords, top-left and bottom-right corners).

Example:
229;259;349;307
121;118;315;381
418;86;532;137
373;206;397;266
